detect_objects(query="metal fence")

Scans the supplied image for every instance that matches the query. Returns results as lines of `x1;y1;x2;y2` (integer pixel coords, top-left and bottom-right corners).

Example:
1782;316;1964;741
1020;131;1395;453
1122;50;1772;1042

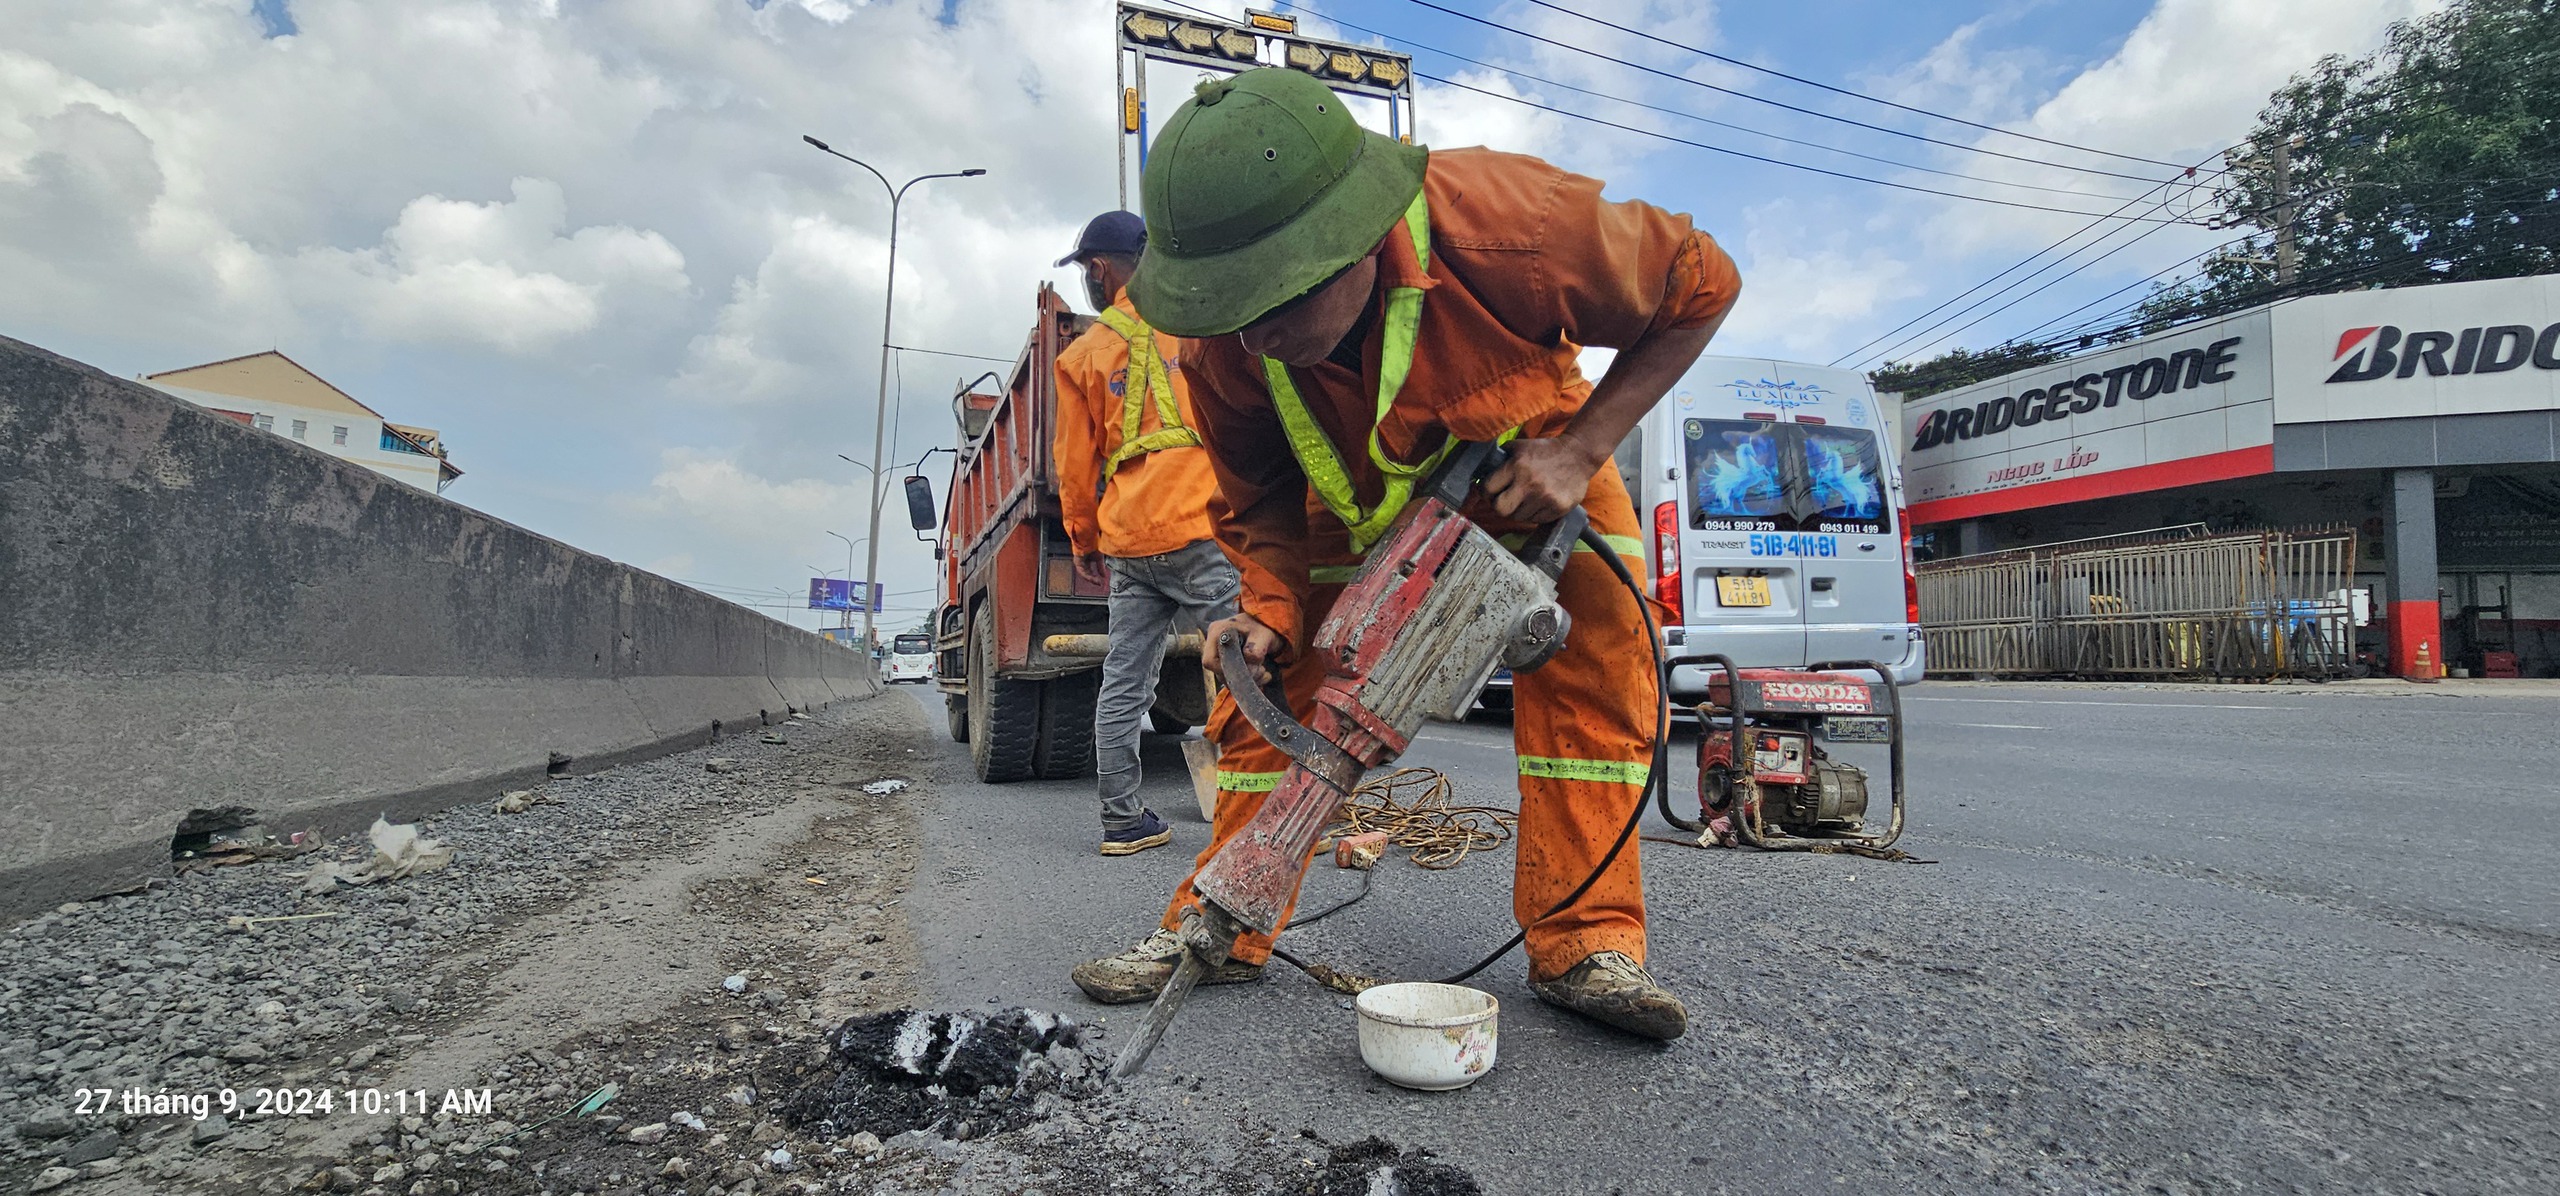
1918;525;2360;680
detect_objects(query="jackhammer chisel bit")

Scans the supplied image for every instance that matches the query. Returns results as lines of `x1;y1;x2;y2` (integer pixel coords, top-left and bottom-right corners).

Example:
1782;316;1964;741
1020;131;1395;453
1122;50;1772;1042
1108;906;1242;1079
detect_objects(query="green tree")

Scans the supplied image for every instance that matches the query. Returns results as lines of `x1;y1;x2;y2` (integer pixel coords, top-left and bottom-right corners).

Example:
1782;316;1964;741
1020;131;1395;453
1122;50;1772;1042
2143;0;2560;326
1871;342;2067;400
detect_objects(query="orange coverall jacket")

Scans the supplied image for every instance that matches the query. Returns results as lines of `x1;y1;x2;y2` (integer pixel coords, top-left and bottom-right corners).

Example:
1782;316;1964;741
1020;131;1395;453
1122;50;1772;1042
1164;147;1742;979
1052;289;1222;561
1183;148;1742;647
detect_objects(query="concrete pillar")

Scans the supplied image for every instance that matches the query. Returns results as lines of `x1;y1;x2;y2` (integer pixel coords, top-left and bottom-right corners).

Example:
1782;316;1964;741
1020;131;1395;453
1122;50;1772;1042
1955;520;1993;557
2387;468;2442;679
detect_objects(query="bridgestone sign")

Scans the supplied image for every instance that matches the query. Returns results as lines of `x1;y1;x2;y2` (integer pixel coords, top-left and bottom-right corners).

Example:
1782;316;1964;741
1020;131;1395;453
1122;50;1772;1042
1901;272;2560;525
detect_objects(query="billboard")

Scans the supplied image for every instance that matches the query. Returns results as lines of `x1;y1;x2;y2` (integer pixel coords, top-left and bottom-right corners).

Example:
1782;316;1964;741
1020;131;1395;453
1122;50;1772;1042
2269;272;2560;426
807;578;883;612
1901;306;2276;525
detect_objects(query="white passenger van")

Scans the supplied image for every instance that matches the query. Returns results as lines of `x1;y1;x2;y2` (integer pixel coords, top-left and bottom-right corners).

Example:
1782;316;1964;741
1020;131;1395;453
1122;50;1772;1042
885;633;936;684
1621;356;1924;700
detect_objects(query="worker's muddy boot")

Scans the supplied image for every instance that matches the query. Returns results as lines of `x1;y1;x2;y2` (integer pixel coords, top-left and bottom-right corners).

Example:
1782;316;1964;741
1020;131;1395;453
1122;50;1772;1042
1529;951;1688;1041
1070;929;1263;1004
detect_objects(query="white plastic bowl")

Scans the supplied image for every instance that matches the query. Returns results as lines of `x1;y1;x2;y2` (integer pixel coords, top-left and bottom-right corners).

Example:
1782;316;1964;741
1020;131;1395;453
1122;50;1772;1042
1353;982;1500;1090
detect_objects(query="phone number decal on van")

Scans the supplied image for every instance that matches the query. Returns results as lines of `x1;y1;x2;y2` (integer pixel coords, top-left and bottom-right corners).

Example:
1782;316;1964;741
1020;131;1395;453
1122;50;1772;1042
1748;533;1840;558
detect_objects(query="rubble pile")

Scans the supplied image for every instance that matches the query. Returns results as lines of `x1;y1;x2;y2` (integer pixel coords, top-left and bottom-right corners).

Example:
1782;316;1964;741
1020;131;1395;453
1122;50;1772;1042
783;1008;1103;1142
1291;1137;1486;1196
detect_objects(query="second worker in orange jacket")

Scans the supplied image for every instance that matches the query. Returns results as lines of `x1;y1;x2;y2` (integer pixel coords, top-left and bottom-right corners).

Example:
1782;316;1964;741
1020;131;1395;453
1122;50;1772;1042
1052;210;1245;857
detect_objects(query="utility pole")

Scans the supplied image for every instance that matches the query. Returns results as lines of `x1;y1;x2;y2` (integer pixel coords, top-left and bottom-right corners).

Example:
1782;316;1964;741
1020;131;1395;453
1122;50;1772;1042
2269;137;2298;287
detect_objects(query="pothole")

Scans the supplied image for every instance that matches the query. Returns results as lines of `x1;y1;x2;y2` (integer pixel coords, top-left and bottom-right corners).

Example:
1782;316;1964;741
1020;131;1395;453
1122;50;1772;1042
781;1008;1101;1142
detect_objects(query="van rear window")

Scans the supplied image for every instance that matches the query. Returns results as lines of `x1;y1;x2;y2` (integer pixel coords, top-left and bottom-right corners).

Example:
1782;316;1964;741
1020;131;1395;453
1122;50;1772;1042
1800;425;1888;533
1684;419;1788;529
1684;418;1891;533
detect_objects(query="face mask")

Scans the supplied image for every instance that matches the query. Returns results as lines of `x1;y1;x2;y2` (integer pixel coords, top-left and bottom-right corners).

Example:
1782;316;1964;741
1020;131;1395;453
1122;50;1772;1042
1081;265;1113;314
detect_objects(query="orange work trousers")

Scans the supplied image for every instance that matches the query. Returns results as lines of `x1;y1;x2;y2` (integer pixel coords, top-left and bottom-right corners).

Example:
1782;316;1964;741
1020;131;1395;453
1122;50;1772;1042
1160;466;1658;981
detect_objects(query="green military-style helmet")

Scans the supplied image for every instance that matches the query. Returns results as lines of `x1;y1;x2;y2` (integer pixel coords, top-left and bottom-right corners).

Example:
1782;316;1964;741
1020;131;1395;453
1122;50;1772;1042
1127;67;1428;338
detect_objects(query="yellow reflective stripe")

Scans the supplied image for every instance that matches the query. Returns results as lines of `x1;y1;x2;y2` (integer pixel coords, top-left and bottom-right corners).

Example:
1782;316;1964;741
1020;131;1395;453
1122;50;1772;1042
1259;190;1435;553
1216;770;1286;792
1096;307;1199;480
1517;756;1652;786
1496;532;1644;560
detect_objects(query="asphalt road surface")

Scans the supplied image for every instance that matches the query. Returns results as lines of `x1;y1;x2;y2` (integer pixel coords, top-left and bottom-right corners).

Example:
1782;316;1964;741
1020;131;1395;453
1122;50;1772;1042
896;679;2558;1195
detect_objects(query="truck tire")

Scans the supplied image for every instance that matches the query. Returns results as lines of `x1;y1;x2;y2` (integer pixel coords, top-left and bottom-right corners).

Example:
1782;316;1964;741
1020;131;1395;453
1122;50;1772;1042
1149;709;1191;736
967;603;1041;783
1034;668;1100;780
946;694;969;744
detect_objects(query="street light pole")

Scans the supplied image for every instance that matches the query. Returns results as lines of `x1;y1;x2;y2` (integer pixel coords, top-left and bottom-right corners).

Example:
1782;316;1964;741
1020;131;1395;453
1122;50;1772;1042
824;530;862;633
802;135;984;649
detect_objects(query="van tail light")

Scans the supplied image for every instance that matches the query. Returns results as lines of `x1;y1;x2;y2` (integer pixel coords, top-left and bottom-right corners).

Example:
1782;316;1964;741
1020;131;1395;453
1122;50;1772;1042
1899;512;1920;626
1652;500;1683;626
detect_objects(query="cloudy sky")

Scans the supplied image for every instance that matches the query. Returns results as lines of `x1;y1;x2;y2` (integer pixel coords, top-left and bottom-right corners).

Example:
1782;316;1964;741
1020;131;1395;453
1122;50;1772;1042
1;0;2438;630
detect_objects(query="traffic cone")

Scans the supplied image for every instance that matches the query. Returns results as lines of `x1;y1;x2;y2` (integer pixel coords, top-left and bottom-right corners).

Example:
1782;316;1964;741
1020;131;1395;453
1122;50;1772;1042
2413;638;2439;683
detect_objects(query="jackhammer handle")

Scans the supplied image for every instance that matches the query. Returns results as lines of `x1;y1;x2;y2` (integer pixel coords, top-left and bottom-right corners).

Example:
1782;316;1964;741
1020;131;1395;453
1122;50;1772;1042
1217;631;1310;759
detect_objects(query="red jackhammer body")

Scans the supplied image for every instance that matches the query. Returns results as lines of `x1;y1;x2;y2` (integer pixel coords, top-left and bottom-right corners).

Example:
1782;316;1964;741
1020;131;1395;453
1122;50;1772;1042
1110;441;1584;1078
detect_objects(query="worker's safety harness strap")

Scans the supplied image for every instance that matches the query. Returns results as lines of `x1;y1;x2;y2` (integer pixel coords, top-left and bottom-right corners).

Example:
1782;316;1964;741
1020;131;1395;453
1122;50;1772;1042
1260;191;1515;554
1095;307;1200;481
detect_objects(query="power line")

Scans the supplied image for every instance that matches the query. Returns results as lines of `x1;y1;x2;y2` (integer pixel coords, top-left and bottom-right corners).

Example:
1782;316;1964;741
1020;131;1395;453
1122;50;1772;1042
1828;143;2233;367
1255;0;2147;203
1394;0;2202;187
1418;72;2209;223
1873;218;2196;364
1513;0;2208;173
887;344;1016;365
1995;235;2255;348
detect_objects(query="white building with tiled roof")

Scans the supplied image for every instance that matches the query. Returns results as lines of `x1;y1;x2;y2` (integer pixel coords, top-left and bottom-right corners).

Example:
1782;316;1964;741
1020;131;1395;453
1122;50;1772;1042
141;351;462;493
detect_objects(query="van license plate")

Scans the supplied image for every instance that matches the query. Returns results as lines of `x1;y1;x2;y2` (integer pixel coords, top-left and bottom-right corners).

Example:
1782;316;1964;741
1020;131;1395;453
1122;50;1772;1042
1823;716;1891;743
1715;576;1771;607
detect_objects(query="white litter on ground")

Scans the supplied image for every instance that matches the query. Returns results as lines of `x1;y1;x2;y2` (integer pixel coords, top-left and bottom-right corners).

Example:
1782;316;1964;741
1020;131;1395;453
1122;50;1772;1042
302;818;456;893
861;779;909;796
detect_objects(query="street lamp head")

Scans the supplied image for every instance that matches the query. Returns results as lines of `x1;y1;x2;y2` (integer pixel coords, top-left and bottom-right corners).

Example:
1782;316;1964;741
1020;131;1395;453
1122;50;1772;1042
961;168;987;177
802;134;831;152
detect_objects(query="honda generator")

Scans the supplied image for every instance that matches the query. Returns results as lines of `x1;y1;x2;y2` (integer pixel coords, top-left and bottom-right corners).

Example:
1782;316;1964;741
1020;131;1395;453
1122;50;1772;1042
1661;656;1906;853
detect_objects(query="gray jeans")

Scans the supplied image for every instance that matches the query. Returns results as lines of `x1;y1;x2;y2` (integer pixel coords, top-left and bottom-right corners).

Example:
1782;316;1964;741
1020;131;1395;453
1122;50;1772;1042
1096;539;1241;830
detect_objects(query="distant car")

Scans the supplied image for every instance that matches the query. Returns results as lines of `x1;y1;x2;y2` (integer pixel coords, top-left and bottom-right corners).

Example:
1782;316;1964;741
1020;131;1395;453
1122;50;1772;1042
886;633;935;684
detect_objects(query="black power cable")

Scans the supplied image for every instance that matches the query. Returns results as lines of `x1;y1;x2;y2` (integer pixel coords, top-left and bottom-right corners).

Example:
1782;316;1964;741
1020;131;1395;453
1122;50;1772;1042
1436;523;1668;987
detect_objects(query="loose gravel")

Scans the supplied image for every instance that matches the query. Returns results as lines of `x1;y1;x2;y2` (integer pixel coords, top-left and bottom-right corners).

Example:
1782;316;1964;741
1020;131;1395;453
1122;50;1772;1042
0;698;925;1193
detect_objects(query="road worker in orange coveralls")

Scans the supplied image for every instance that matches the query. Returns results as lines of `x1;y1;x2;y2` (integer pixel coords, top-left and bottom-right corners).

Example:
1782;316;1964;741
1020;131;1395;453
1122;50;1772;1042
1071;68;1739;1039
1051;210;1243;858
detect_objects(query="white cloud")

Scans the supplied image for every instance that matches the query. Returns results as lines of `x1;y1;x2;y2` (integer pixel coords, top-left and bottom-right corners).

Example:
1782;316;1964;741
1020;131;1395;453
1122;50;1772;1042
294;177;689;354
631;448;864;530
1716;216;1926;360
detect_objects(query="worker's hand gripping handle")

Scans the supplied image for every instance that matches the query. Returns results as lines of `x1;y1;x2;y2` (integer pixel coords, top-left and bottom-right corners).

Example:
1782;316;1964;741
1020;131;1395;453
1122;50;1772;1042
1426;440;1586;584
1216;632;1364;792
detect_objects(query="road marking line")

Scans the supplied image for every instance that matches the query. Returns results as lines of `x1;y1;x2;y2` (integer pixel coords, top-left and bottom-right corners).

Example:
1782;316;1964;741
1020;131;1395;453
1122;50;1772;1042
1911;696;2280;711
1954;722;2047;730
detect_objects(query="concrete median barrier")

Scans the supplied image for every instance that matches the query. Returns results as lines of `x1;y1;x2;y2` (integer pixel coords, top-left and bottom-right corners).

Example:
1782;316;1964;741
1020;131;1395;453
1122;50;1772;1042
0;334;877;916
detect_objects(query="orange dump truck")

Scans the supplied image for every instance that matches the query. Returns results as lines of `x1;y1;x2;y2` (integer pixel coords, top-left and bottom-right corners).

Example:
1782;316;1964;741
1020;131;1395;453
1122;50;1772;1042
924;285;1209;782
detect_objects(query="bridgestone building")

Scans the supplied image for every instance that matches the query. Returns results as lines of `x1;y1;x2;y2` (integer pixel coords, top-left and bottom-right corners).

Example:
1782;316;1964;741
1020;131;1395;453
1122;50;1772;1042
1901;272;2560;680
